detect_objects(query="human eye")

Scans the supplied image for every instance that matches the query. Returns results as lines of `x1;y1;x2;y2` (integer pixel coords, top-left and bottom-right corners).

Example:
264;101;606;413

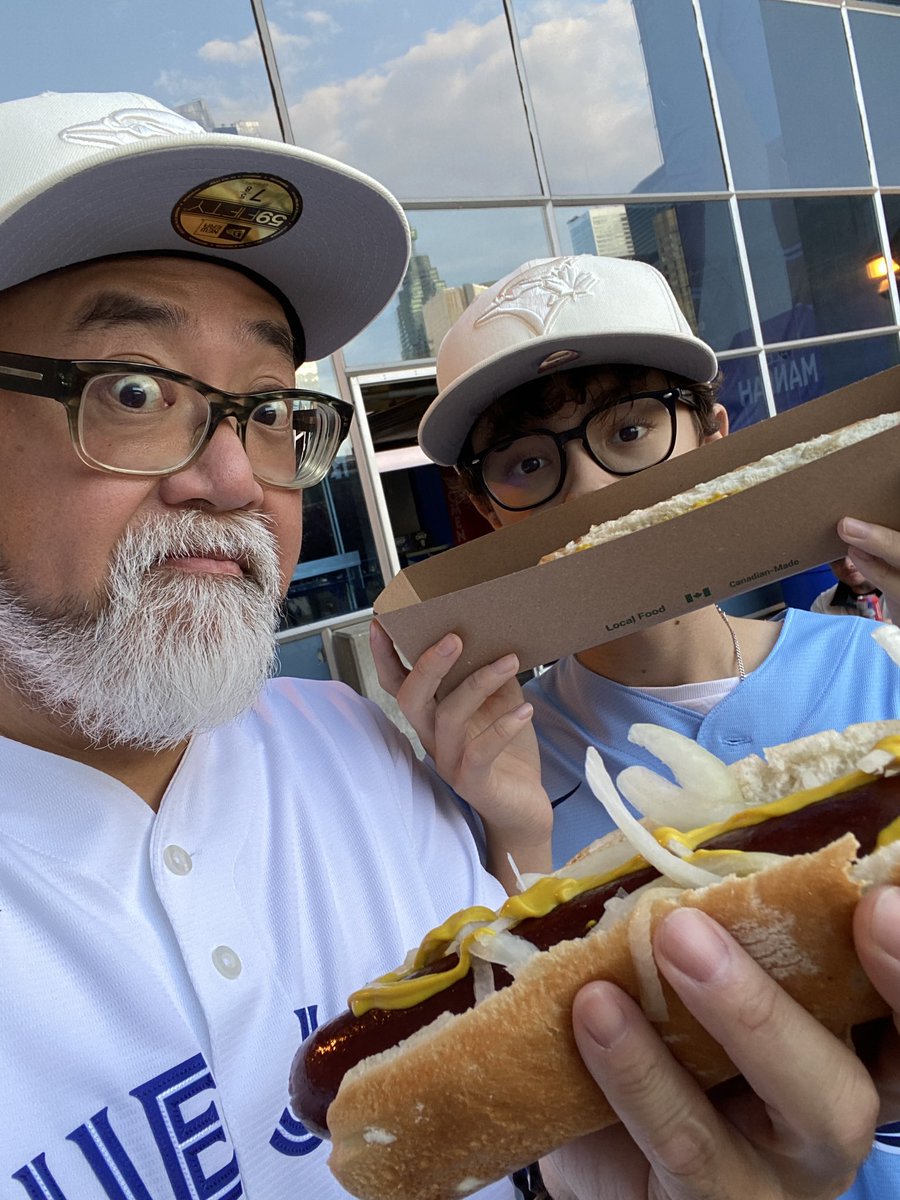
250;397;291;430
488;435;556;485
600;398;665;447
102;372;170;412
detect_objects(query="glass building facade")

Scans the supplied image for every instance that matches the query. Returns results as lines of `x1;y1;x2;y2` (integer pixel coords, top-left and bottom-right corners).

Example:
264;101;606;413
5;0;899;677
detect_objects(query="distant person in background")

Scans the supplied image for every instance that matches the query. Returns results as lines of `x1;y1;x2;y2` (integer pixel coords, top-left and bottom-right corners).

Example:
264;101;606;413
812;555;892;621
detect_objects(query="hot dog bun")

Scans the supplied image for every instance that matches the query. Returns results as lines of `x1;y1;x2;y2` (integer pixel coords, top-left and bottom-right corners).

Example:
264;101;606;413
539;409;900;563
298;721;900;1200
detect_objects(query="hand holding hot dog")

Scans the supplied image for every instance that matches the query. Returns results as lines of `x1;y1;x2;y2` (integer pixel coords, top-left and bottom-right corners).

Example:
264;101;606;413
540;906;883;1200
369;620;552;885
840;517;900;618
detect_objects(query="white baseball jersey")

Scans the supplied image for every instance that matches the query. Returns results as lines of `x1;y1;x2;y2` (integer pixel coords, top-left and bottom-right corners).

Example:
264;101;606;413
0;677;513;1200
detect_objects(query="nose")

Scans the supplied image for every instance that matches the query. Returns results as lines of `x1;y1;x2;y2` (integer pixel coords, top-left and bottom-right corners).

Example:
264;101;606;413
156;418;265;512
559;441;617;503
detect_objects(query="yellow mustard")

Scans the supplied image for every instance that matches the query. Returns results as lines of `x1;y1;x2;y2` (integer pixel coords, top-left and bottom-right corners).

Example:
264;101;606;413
348;739;900;1013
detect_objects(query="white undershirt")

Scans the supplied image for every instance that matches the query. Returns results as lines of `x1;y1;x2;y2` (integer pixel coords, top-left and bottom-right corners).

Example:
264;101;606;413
633;675;741;715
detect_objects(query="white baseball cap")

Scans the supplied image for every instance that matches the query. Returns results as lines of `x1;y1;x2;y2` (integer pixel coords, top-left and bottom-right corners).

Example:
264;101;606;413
0;91;411;361
419;254;718;465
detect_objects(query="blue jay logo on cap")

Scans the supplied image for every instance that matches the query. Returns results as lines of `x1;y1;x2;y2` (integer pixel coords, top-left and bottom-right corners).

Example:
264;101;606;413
473;256;596;336
59;107;203;147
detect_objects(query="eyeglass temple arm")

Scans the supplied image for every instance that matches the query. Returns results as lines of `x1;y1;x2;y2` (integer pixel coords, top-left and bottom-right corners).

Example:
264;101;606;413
0;351;70;397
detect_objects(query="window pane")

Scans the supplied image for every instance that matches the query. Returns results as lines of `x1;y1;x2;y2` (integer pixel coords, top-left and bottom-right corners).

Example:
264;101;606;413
882;195;900;295
851;10;900;185
769;335;899;415
280;449;383;629
280;358;383;631
717;356;770;431
512;0;725;194
0;0;279;136
739;196;888;341
344;207;552;367
273;2;539;199
557;201;751;352
701;0;869;189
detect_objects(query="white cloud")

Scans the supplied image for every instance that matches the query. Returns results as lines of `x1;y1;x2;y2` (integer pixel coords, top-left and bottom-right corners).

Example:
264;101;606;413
198;24;311;67
303;10;341;35
280;2;662;199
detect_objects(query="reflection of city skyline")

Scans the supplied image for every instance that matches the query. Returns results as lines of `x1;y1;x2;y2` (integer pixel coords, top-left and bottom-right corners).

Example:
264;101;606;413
396;230;492;358
568;205;697;335
174;98;262;139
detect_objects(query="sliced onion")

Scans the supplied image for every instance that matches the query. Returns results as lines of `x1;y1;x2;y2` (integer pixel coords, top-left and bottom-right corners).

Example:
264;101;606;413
585;747;722;889
558;836;637;881
690;850;787;877
856;747;899;776
470;954;496;1005
597;879;680;930
627;886;681;1022
470;927;539;973
621;725;743;826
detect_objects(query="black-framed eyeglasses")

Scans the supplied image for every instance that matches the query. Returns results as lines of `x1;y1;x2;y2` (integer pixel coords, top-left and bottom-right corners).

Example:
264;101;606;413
462;388;693;512
0;349;354;491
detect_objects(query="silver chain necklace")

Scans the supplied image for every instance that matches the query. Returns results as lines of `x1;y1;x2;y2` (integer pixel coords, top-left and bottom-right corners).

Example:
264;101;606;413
715;605;746;681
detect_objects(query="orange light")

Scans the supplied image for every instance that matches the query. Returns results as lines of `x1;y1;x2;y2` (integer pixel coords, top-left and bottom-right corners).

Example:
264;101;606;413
866;255;900;281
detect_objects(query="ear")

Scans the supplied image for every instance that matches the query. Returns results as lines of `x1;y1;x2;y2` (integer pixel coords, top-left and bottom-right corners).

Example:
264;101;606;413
470;491;503;530
702;402;729;444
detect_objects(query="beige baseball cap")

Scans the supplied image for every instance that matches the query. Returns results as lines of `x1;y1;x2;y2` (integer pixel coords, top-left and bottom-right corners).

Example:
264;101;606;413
0;90;410;361
419;254;718;466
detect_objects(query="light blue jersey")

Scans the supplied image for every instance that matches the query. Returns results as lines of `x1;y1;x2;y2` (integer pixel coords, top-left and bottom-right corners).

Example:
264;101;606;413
525;606;900;1200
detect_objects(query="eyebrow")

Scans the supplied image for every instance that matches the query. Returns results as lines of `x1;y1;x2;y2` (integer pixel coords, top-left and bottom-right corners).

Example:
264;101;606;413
67;291;296;364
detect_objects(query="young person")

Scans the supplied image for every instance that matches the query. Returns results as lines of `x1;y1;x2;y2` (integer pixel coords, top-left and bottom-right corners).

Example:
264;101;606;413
373;253;900;1200
409;254;900;866
0;99;895;1200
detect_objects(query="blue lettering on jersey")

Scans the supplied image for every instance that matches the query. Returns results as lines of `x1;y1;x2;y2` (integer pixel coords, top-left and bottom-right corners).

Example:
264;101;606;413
11;1154;68;1200
131;1056;242;1199
67;1110;154;1198
269;1006;322;1158
12;1054;244;1200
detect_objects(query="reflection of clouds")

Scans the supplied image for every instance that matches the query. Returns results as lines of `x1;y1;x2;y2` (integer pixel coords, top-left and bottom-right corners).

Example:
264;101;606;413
281;1;660;195
200;25;312;66
303;10;342;35
516;0;661;192
286;15;538;195
170;0;662;198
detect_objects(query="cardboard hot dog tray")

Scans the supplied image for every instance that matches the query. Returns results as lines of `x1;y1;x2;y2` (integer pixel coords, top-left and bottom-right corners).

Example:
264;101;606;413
374;365;900;691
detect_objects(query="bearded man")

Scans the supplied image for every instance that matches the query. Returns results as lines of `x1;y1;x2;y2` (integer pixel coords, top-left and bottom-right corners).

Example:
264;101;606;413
2;92;900;1200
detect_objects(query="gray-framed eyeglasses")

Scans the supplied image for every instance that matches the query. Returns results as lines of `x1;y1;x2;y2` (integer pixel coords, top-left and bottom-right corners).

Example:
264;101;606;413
0;349;354;491
462;387;694;512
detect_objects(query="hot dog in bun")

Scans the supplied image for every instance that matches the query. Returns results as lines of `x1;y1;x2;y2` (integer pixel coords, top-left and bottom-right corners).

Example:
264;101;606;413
540;408;900;563
290;635;900;1200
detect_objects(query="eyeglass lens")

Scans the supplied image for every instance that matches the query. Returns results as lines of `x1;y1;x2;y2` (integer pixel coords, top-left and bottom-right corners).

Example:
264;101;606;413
76;371;337;487
481;394;677;510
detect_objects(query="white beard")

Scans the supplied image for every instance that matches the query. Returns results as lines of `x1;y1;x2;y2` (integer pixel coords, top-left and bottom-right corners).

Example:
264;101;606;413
0;509;283;749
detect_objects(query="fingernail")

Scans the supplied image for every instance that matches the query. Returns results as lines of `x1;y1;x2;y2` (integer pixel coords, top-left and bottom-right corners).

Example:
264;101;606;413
657;908;731;984
436;634;459;657
871;888;900;959
583;990;629;1050
513;702;533;721
493;653;519;675
841;518;871;542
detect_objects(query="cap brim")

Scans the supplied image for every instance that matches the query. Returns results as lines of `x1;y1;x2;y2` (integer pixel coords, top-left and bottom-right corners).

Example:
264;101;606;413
0;136;410;361
419;329;718;466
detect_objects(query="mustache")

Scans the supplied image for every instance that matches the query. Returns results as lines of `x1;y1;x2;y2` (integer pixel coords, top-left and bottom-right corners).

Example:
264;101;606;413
115;510;282;589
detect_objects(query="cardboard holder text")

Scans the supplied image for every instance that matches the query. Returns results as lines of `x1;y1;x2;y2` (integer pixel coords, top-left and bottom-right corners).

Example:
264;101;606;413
374;366;900;692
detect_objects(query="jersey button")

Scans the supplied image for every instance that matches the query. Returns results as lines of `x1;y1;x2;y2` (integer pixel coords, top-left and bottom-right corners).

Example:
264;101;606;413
163;844;193;875
212;946;243;979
